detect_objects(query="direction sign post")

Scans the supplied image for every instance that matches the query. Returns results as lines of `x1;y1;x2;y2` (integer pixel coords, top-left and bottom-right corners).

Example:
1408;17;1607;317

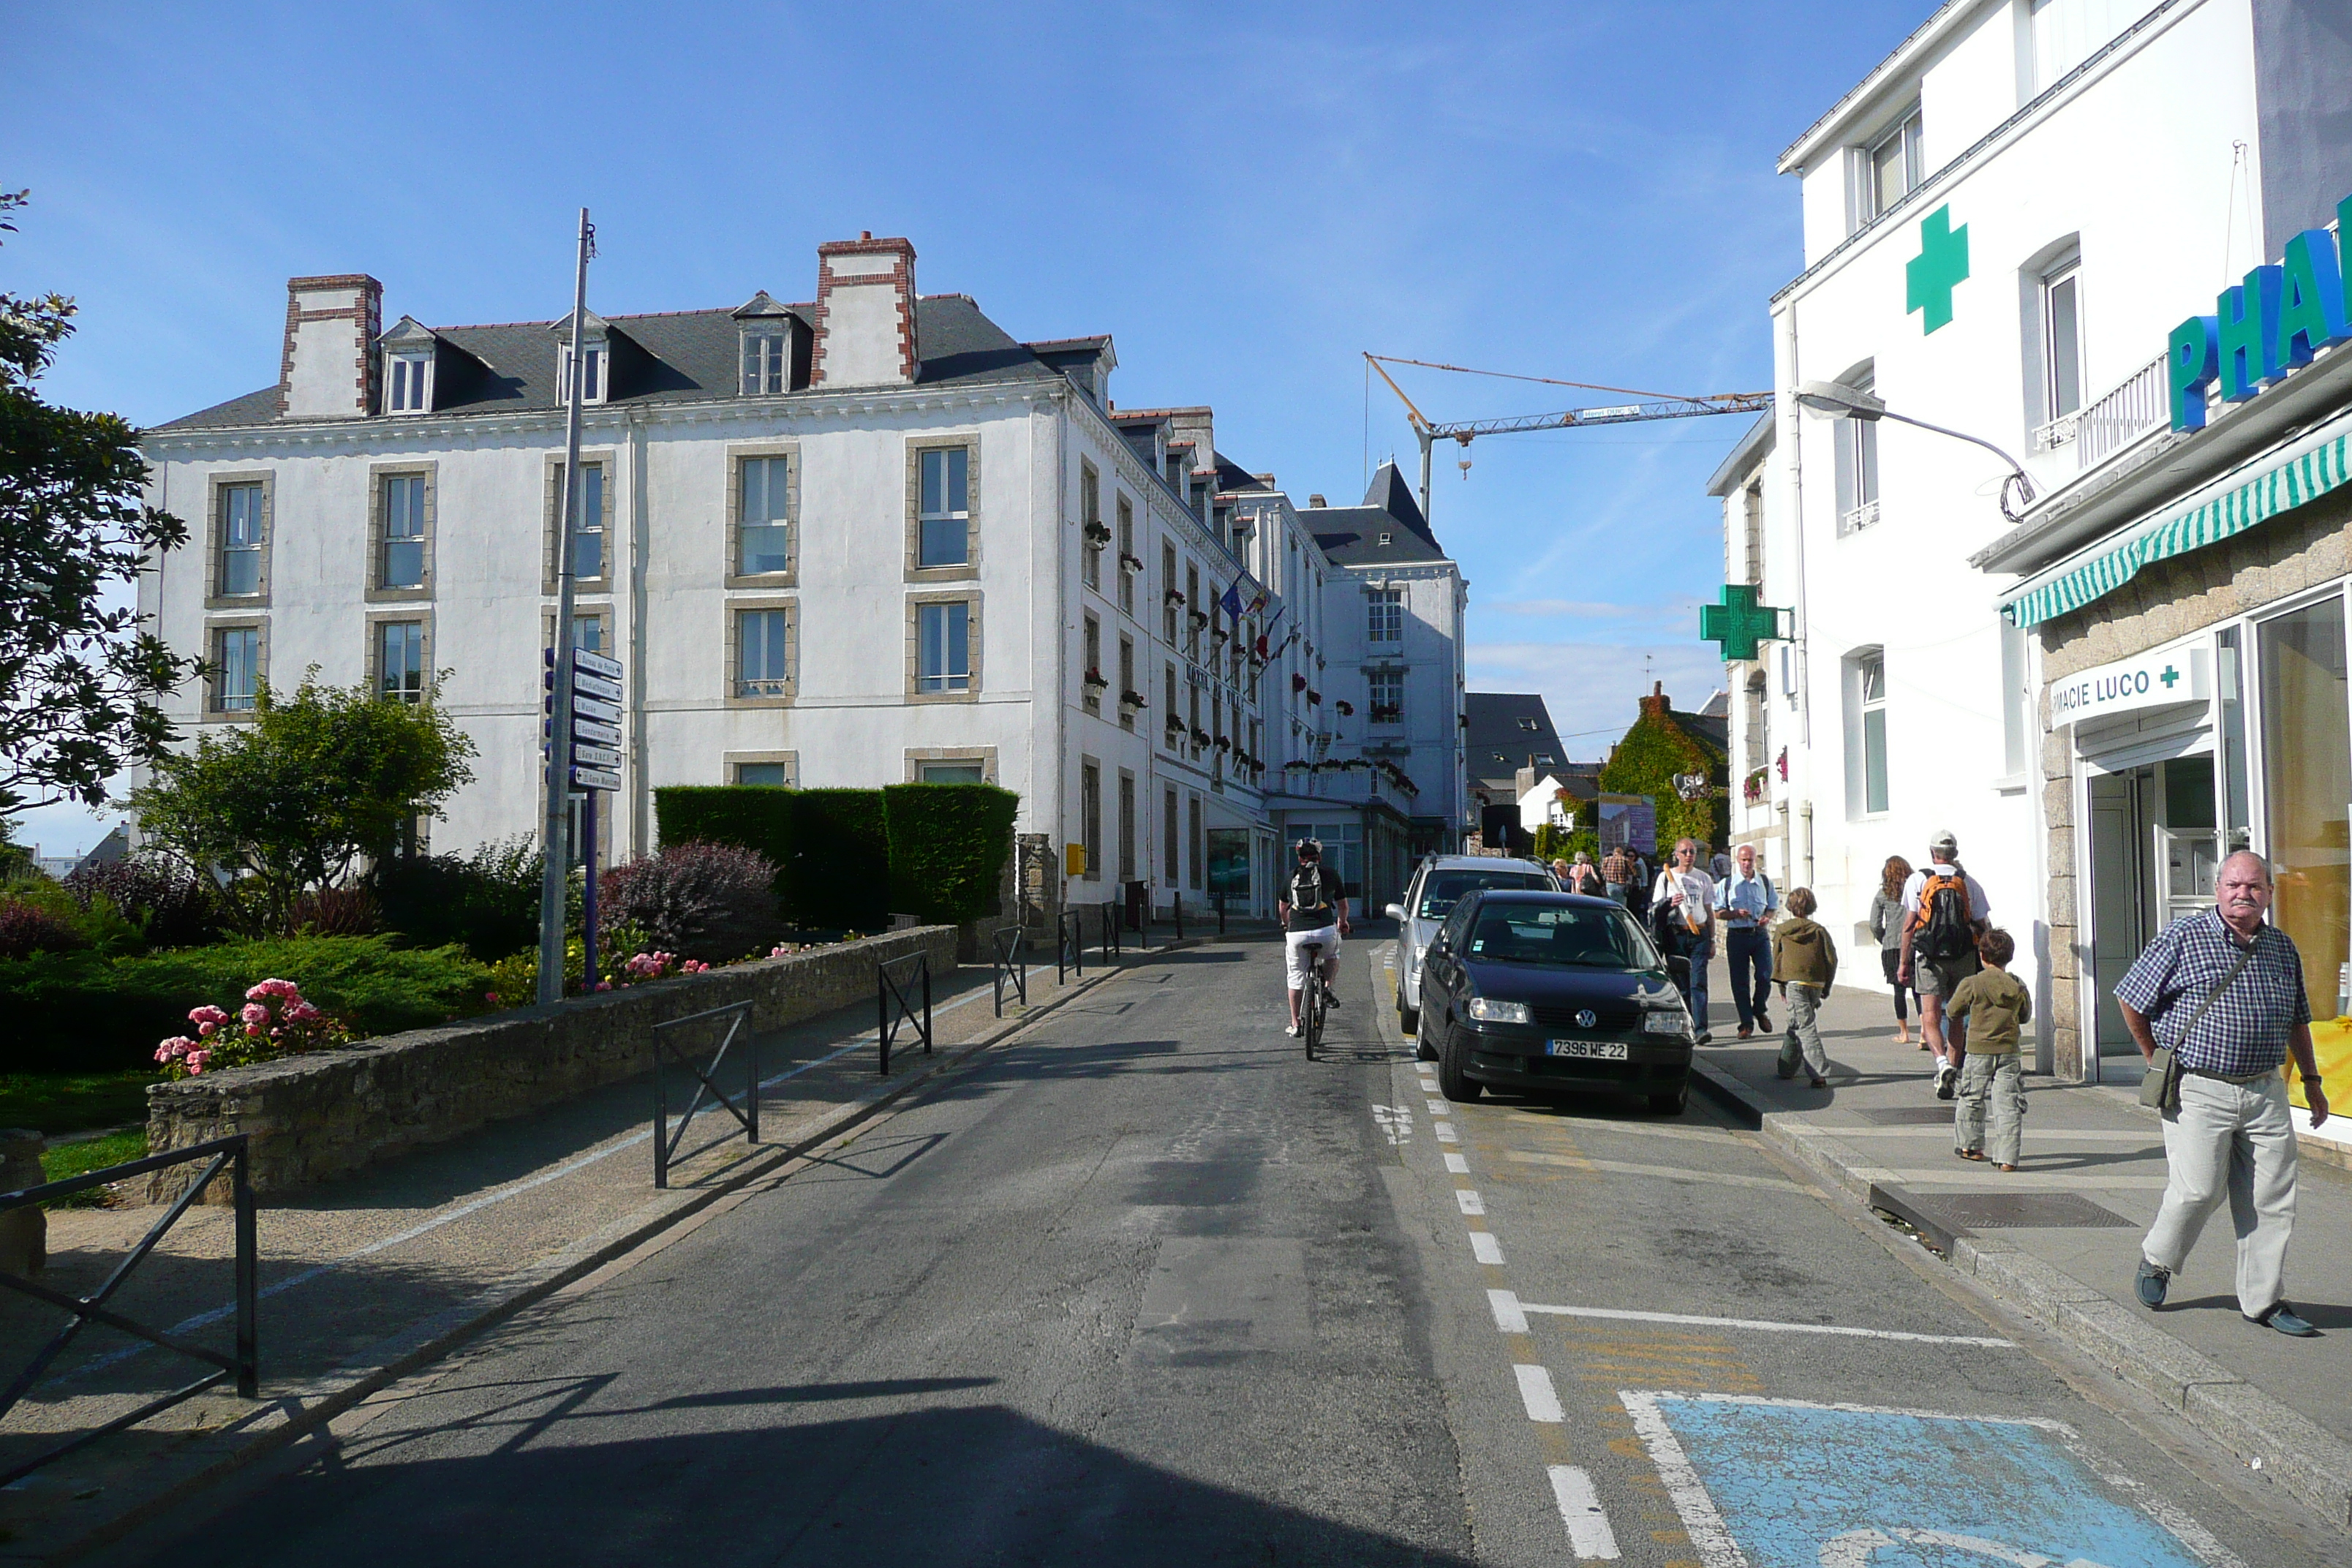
543;641;626;994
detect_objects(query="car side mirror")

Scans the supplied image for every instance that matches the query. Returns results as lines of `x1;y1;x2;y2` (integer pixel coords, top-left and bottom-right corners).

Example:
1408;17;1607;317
1384;902;1406;923
1667;954;1692;987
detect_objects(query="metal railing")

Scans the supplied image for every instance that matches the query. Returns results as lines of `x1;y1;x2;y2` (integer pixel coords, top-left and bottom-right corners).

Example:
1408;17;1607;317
1056;909;1083;984
0;1136;257;1487
991;926;1027;1017
878;951;932;1074
1100;900;1122;960
652;1000;759;1189
1836;499;1880;535
2075;353;2168;471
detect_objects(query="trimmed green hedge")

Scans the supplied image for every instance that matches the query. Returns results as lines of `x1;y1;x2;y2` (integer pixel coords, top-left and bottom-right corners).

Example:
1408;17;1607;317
0;935;494;1073
883;783;1019;924
789;791;890;930
655;786;796;900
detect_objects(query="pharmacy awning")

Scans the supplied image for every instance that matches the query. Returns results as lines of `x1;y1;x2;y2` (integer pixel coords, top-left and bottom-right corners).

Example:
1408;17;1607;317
2001;417;2352;629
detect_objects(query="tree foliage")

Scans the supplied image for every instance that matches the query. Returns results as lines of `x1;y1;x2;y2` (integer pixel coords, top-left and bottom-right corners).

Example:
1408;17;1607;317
1595;706;1728;853
0;191;200;815
128;674;476;935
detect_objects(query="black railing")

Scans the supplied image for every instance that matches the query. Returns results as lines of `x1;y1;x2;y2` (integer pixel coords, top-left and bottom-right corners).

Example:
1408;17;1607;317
1057;909;1082;984
0;1136;257;1488
992;926;1028;1017
652;1000;759;1189
878;951;932;1074
1101;901;1122;960
1174;897;1186;943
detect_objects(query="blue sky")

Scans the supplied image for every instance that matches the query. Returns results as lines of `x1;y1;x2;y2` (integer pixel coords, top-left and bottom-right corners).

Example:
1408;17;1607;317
6;1;1926;855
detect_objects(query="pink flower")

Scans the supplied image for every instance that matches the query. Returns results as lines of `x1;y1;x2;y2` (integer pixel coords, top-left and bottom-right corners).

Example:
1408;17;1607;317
246;978;299;1003
189;1005;230;1027
484;991;500;1006
197;1021;217;1039
244;1022;261;1037
156;1037;195;1062
187;1049;210;1072
595;980;613;992
240;1002;270;1028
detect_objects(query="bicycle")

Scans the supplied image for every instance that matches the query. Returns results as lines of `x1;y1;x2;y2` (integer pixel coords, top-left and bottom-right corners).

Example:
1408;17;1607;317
1298;940;1327;1059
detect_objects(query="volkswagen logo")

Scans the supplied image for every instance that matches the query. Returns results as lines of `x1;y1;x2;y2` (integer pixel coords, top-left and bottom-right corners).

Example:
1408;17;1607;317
1575;1009;1597;1030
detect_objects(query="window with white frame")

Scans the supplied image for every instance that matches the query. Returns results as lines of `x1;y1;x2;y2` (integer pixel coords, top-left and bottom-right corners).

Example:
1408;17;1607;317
1080;461;1101;590
1161;540;1179;641
1856;105;1922;227
381;473;427;589
572;613;606;654
2041;259;2084;424
1080;761;1101;882
1368;587;1403;644
918;601;971;692
1855;649;1889;815
1833;363;1880;534
379;620;426;704
1117;496;1135;615
739;456;791;575
1368;668;1403;722
219;484;264;597
736;608;791;697
736;760;794;786
919;760;986;783
918;447;970;568
740;329;788;395
2030;0;2130;92
559;342;606;404
385;355;431;415
569;463;606;579
213;626;260;712
1082;613;1103;713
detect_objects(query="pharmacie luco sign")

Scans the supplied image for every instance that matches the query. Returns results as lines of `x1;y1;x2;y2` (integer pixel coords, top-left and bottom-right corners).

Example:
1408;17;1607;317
2051;646;2209;725
2170;194;2352;430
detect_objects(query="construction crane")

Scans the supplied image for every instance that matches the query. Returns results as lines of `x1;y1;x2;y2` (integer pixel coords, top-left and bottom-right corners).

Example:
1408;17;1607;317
1365;353;1773;527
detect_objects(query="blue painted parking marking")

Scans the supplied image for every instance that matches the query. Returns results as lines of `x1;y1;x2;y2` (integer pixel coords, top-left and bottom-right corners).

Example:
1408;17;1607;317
1621;1391;2238;1568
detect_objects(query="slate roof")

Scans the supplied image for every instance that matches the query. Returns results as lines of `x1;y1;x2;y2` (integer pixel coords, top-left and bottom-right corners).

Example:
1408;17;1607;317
1466;692;1568;787
1305;459;1450;566
155;293;1063;432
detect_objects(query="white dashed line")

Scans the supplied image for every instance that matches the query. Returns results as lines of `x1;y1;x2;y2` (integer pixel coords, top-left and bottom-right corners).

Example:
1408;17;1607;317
1513;1362;1565;1422
1425;1098;1447;1115
1470;1231;1505;1265
1443;1153;1469;1174
1487;1288;1529;1333
1456;1189;1486;1215
1548;1465;1621;1559
1434;1122;1459;1143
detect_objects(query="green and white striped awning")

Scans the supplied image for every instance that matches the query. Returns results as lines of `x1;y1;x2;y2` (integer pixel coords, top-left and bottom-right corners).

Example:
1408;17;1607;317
2002;424;2352;629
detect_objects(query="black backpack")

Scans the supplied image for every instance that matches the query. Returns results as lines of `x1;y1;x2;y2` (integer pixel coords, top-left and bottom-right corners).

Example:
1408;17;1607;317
1911;868;1977;961
1289;865;1334;914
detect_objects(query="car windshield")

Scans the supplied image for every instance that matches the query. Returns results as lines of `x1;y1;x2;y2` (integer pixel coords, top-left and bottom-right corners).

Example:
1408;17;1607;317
1417;870;1553;920
1464;903;1659;969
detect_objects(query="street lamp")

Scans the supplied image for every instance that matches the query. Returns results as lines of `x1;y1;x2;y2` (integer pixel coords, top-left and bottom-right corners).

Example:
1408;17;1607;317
1795;378;2038;524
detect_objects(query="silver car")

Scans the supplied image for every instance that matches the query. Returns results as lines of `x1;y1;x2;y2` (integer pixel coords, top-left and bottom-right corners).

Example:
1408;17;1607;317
1385;853;1559;1044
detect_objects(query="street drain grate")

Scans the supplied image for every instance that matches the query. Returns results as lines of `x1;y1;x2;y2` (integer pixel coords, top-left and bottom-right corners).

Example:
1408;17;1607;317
1902;1192;2133;1231
1853;1107;1967;1126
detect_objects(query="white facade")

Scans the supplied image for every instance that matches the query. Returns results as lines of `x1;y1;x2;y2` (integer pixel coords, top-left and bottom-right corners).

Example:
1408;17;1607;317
137;238;1468;920
1733;0;2300;1049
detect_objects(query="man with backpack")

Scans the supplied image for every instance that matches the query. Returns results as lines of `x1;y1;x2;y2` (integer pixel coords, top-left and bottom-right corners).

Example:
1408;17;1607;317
1898;829;1991;1101
1277;838;1351;1038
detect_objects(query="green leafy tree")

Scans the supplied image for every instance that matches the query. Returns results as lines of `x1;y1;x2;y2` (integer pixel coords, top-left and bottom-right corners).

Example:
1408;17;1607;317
0;191;198;817
129;674;476;935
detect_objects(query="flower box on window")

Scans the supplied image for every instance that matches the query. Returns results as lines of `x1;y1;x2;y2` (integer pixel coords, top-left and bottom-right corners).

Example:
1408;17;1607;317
1369;704;1401;723
1120;689;1147;711
1120;551;1145;573
1744;766;1769;804
1164;588;1186;608
1305;690;1321;706
1190;727;1211;747
1083;521;1112;547
1188;608;1210;629
1333;700;1355;717
1082;667;1109;690
1291;673;1307;693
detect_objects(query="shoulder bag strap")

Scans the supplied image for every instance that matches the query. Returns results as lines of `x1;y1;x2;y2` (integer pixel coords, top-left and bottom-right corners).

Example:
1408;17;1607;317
2169;942;2255;1047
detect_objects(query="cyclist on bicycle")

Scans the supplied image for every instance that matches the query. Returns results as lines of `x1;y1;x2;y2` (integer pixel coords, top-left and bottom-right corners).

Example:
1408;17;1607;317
1278;837;1351;1037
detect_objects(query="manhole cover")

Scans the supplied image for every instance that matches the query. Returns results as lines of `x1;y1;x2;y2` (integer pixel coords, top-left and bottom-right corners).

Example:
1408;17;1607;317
1901;1192;2133;1231
1853;1107;1964;1126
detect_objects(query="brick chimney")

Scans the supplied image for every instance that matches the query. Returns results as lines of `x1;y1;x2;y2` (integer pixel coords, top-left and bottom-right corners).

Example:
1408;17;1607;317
1639;681;1670;720
810;234;917;388
278;274;382;418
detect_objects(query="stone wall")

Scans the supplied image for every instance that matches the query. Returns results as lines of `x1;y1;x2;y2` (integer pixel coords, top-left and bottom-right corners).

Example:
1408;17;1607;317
2036;483;2352;1077
144;926;958;1202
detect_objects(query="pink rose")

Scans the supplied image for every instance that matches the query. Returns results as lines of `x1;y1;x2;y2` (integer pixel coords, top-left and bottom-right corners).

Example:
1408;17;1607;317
245;1023;261;1037
197;1020;216;1038
484;991;500;1006
240;1002;270;1027
189;1005;229;1027
187;1049;209;1071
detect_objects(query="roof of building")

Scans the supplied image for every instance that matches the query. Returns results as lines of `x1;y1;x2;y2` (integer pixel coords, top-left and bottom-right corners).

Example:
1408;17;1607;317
1705;411;1776;497
1305;459;1449;565
155;293;1063;432
1466;692;1569;787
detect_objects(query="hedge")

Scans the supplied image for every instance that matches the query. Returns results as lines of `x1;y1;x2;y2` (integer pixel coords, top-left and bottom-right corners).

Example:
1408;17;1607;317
789;791;891;930
655;786;795;901
883;783;1019;924
0;935;494;1073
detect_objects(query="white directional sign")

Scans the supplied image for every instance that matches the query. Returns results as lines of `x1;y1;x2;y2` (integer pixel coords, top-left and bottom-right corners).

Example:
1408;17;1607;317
571;765;623;792
572;693;623;725
571;742;623;769
543;646;627;792
573;647;622;680
572;671;625;704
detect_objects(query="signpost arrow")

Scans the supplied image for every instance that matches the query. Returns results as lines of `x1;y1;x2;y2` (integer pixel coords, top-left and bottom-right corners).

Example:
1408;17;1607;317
570;765;622;793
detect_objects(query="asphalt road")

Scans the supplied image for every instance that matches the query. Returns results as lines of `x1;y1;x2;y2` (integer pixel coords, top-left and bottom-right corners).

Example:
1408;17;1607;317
114;934;2341;1567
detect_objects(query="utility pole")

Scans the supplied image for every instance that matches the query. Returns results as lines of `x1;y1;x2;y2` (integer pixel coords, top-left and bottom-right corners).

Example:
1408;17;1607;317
537;208;595;1005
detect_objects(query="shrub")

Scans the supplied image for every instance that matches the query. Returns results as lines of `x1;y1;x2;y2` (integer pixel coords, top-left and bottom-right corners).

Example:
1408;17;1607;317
789;790;889;930
292;885;382;937
882;783;1019;924
603;842;780;962
65;856;224;949
0;894;88;960
155;977;350;1079
376;836;543;960
654;787;793;896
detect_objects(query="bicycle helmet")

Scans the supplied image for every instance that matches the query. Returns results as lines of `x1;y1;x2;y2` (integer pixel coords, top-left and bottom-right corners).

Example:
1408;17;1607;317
1293;837;1323;860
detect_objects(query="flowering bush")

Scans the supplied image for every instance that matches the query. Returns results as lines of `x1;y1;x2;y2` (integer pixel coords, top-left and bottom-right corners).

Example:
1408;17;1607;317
619;950;711;982
65;856;224;949
154;976;350;1077
0;895;89;960
601;842;781;961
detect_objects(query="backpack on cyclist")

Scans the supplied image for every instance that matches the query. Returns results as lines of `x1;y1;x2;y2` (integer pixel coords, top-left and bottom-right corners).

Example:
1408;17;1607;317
1910;869;1977;960
1289;864;1335;918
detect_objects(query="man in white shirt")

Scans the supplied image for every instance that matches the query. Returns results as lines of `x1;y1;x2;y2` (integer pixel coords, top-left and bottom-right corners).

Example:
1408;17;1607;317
1653;837;1718;1044
1896;829;1992;1099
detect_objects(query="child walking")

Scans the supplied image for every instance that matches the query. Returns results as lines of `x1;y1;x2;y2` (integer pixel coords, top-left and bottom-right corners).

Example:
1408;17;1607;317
1948;927;2031;1170
1771;888;1838;1089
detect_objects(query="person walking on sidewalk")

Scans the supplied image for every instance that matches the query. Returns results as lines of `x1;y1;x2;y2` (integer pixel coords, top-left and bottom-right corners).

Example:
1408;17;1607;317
1716;844;1777;1039
1652;838;1716;1044
1560;853;1603;897
1771;887;1836;1088
1870;855;1921;1047
2119;851;2331;1338
1948;928;2030;1171
1898;831;1990;1101
1601;844;1635;905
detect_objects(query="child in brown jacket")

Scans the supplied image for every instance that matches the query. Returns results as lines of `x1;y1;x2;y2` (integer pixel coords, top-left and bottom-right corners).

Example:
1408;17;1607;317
1772;889;1838;1088
1948;927;2031;1169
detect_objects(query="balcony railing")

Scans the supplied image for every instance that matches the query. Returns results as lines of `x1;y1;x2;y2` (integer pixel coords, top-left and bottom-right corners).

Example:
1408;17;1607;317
1837;499;1880;535
2073;354;2168;471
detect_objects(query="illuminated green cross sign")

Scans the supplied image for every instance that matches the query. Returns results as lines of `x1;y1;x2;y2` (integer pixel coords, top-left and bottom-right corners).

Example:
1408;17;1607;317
1699;584;1789;662
1906;205;1970;334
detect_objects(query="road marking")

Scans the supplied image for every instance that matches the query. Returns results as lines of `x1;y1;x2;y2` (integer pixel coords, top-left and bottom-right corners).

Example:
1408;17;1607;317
1513;1362;1565;1422
1456;1189;1485;1215
1443;1153;1469;1174
1488;1288;1530;1333
1512;1112;1740;1146
1619;1392;1746;1568
1425;1098;1448;1115
1506;1150;1798;1191
1547;1465;1621;1559
1434;1122;1459;1143
1517;1300;2012;1349
1470;1231;1505;1265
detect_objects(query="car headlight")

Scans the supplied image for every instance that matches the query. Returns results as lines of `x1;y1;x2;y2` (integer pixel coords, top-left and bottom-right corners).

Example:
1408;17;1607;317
1643;1009;1692;1036
1467;997;1532;1025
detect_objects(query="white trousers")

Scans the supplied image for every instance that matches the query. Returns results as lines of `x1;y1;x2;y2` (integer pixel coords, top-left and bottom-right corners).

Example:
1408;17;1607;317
2142;1070;2299;1318
1284;926;1340;988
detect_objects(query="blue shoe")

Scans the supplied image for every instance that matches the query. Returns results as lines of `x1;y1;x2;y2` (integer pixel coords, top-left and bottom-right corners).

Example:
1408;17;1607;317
2248;1303;2318;1337
2135;1259;2170;1308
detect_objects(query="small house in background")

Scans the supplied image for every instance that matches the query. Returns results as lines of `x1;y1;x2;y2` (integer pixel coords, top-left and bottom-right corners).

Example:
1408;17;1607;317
1597;683;1730;855
1466;693;1570;856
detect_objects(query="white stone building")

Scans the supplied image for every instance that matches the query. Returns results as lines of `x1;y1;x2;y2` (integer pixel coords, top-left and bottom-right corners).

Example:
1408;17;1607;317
135;235;1467;919
1723;0;2348;1074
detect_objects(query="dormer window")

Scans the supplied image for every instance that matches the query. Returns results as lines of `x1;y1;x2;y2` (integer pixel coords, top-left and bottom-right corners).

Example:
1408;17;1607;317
742;330;788;395
385;354;432;414
559;342;606;404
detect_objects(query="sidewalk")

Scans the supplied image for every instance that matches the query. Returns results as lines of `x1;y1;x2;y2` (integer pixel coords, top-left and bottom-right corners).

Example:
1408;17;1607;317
0;934;1169;1562
1685;969;2352;1531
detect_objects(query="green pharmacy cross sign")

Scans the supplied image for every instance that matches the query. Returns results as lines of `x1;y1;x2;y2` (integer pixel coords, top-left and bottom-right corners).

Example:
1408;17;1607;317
1907;205;1970;334
1699;584;1790;662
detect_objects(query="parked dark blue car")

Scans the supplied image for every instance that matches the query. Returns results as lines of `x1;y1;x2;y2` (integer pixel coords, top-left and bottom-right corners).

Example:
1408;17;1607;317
1418;889;1695;1114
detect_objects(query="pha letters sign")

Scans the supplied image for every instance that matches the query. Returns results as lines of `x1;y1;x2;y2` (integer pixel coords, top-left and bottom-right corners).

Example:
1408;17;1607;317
2051;646;2209;725
2170;194;2352;430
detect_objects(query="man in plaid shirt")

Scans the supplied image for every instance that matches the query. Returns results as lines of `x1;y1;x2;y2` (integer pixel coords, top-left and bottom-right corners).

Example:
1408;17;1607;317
2117;851;2332;1337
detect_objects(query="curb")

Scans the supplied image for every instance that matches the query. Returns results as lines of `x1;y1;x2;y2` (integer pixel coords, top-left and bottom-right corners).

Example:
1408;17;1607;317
1697;1060;2352;1531
31;960;1131;1564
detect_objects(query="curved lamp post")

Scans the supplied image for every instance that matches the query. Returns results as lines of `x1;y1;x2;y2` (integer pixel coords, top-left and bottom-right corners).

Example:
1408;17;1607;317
1795;379;2038;524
